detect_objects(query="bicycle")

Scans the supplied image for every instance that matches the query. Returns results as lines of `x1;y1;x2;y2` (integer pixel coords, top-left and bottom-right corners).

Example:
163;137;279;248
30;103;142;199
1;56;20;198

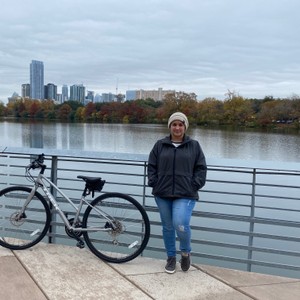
0;154;150;263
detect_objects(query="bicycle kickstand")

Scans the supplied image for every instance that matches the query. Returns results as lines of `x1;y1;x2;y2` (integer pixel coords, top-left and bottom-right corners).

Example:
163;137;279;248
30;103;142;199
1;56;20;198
76;239;85;249
70;231;85;249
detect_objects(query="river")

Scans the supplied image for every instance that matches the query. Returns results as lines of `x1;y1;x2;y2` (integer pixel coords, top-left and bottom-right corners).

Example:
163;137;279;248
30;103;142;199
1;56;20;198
1;121;299;163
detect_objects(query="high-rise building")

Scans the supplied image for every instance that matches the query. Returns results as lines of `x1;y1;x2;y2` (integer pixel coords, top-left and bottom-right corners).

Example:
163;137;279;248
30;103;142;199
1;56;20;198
56;93;62;103
30;60;44;99
62;85;68;102
70;84;85;103
21;84;30;98
44;83;57;100
86;90;94;102
101;93;115;102
94;93;101;103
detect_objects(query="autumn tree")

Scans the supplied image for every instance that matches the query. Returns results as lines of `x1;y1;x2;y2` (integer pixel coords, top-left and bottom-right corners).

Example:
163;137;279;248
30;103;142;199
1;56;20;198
84;102;97;121
29;101;41;118
58;103;72;120
0;102;6;117
290;95;300;127
75;107;85;121
158;92;198;124
197;98;224;125
223;95;254;125
256;100;278;126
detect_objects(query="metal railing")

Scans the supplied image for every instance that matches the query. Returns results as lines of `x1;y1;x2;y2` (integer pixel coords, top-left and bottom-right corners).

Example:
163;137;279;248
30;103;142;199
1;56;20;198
0;147;300;279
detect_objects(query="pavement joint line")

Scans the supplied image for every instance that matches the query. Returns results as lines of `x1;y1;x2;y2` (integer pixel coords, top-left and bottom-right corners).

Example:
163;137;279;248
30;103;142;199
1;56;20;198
12;249;50;300
192;264;259;300
106;261;155;300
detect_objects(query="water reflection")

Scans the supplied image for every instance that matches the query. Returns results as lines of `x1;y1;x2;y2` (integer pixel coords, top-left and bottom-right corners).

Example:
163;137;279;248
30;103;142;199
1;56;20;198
22;123;44;148
1;121;299;163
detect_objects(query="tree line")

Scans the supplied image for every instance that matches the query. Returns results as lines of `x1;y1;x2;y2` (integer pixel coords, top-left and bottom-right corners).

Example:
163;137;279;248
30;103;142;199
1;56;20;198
0;92;299;129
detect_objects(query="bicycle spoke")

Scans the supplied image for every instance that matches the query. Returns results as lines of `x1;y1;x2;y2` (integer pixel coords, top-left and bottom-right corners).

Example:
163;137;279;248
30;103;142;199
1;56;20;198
83;193;150;263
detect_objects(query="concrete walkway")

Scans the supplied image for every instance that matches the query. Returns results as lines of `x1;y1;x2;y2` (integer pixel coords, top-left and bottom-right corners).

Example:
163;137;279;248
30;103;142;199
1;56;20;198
1;243;299;300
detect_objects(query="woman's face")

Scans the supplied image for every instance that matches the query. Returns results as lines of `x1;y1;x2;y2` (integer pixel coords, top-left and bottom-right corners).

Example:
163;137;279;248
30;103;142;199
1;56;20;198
170;121;186;140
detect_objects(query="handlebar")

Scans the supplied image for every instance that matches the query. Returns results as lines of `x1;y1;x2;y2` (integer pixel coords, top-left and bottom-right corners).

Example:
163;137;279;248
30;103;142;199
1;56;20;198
27;153;46;171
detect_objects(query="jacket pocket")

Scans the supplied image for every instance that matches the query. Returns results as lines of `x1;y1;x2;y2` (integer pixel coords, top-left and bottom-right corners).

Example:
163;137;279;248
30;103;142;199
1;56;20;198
153;175;172;195
175;175;197;196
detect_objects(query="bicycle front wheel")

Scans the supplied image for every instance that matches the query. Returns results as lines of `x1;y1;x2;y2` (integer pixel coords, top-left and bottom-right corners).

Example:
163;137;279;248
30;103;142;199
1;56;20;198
83;193;150;263
0;186;51;250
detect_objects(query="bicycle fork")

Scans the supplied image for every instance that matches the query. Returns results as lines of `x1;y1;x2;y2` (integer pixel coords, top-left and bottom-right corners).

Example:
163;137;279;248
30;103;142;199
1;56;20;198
17;185;39;220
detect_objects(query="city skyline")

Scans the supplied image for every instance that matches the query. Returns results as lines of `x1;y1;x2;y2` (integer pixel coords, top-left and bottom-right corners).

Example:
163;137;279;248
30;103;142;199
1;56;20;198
1;1;300;103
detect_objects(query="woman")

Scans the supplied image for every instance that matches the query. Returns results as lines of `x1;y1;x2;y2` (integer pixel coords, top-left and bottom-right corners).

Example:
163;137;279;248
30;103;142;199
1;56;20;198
147;112;207;273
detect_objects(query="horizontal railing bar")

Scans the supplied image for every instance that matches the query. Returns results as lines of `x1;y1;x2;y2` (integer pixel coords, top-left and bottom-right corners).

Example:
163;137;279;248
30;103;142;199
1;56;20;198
57;168;145;178
255;194;300;201
192;252;300;271
256;183;300;189
199;200;251;208
193;226;300;242
193;211;300;227
197;190;252;196
192;239;300;257
255;205;300;213
206;180;252;185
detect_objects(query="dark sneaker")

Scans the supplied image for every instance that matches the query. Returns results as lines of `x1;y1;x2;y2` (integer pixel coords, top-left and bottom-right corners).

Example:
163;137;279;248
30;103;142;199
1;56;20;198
180;253;190;272
165;256;176;274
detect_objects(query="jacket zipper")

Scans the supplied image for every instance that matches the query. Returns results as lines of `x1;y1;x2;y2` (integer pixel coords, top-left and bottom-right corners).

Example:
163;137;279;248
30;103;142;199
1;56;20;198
172;147;177;194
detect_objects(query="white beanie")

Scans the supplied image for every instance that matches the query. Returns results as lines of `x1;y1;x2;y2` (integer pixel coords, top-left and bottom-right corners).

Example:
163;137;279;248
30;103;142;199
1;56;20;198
168;112;189;130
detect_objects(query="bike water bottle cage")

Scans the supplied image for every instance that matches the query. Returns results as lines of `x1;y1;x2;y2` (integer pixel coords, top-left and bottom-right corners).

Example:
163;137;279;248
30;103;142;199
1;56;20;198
77;175;105;197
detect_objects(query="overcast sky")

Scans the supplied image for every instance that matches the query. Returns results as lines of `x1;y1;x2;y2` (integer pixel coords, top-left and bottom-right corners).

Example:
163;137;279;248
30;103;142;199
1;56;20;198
1;0;300;102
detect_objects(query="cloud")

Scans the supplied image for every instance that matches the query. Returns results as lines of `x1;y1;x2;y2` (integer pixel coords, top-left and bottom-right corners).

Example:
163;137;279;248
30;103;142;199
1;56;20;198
1;0;300;102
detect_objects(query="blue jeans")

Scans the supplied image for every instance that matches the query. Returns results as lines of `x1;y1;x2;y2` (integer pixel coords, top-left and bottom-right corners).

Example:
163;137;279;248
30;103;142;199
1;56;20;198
155;196;196;257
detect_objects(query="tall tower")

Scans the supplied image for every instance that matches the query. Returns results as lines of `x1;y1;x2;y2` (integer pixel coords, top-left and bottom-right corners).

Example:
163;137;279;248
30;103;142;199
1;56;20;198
70;84;85;103
62;85;68;102
30;60;44;99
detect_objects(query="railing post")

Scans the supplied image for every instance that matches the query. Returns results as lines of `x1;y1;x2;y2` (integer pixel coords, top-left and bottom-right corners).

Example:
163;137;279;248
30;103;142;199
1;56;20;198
247;168;256;272
48;155;58;244
142;161;147;207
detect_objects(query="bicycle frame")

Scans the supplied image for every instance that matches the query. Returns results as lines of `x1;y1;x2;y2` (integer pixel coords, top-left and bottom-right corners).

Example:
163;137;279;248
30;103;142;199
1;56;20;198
0;154;151;263
22;172;114;233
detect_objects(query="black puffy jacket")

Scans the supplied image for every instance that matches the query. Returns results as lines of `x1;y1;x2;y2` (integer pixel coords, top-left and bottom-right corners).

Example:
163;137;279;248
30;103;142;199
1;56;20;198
147;135;207;200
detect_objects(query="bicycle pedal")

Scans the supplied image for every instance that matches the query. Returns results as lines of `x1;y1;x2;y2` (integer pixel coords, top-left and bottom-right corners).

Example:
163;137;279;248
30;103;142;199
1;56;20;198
76;241;85;249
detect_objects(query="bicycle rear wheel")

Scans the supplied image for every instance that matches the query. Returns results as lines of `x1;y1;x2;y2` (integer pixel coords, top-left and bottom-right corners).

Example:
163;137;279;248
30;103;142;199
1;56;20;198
0;186;51;250
83;193;150;263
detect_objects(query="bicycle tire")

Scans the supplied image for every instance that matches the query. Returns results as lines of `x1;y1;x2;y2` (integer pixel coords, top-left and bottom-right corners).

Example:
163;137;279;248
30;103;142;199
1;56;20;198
82;192;150;263
0;186;51;250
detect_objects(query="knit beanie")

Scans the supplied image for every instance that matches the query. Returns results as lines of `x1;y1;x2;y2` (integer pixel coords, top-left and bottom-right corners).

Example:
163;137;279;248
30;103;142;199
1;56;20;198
168;112;189;130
